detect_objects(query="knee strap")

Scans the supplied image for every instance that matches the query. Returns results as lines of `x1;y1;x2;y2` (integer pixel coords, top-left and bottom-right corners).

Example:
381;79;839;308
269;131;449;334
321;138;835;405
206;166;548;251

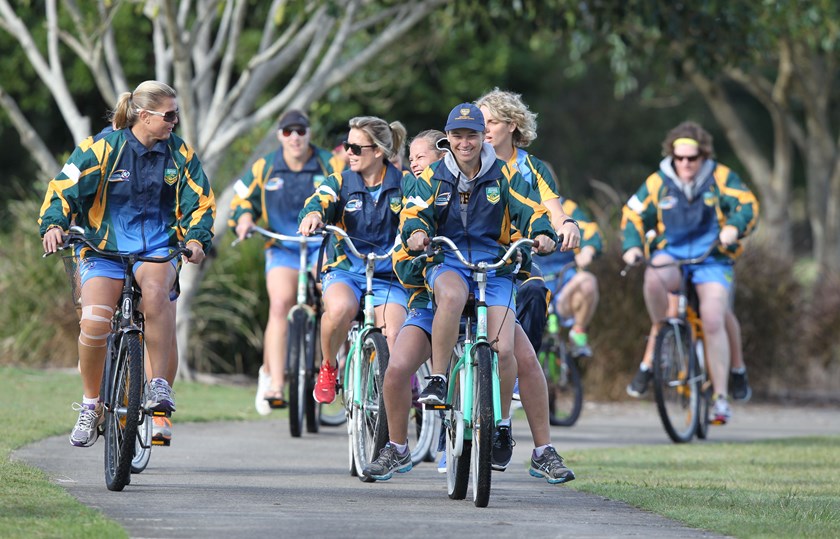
79;304;113;347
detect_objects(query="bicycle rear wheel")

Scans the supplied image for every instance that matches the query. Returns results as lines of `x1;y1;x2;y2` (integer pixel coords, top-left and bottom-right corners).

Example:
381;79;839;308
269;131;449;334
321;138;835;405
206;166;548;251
409;359;441;465
304;313;320;433
320;339;349;427
287;309;307;438
131;382;152;474
546;345;583;427
653;321;699;443
104;332;143;491
446;363;470;500
352;331;389;483
471;344;494;508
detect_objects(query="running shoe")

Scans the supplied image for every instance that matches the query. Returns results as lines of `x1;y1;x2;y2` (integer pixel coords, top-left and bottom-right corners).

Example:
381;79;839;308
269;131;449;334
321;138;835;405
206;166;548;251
711;394;732;425
363;443;413;481
491;425;515;471
152;416;173;446
69;401;104;447
569;329;592;358
313;361;339;404
146;378;176;413
255;366;271;416
529;446;575;484
730;369;752;402
626;366;653;398
417;375;447;405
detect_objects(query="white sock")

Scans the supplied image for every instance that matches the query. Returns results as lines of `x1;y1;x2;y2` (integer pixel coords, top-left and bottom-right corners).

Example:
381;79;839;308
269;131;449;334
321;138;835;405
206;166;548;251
639;362;650;372
82;396;99;406
534;444;551;458
390;441;408;454
432;374;447;383
500;417;511;427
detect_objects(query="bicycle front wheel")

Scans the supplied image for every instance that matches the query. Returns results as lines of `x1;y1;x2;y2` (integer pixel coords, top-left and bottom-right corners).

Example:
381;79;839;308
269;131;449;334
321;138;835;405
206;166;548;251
653;322;699;443
104;332;144;491
287;309;307;438
694;340;711;440
471;344;494;508
546;346;583;427
352;331;389;483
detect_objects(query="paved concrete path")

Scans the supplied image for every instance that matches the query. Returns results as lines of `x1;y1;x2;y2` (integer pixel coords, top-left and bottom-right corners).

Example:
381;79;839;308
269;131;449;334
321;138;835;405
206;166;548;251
14;401;840;538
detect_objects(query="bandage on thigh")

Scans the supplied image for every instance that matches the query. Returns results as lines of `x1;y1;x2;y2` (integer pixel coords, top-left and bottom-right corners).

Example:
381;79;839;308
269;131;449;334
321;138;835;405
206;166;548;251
79;304;114;348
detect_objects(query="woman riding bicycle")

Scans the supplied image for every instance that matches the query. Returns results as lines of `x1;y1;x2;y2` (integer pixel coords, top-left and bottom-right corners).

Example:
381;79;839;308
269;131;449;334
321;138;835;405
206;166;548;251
230;109;340;413
621;121;758;425
39;80;215;447
298;116;410;405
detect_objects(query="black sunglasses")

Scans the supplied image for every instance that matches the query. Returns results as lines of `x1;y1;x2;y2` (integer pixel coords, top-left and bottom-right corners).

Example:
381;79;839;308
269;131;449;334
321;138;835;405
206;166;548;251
673;154;701;163
343;141;376;156
282;127;307;137
144;108;179;123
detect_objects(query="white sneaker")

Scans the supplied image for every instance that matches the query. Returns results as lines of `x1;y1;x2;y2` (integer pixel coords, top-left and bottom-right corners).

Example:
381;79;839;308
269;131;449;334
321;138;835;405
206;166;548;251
255;366;272;416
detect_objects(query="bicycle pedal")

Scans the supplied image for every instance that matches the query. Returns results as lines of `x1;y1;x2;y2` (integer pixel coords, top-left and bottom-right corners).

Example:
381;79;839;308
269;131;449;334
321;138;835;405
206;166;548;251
151;437;171;447
150;410;172;417
266;398;288;409
424;403;450;410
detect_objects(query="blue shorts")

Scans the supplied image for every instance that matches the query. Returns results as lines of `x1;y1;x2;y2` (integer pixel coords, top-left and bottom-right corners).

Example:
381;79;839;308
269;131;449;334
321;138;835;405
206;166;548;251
322;269;408;308
427;264;516;311
265;243;321;273
545;267;578;304
77;246;179;300
403;307;434;336
684;262;734;291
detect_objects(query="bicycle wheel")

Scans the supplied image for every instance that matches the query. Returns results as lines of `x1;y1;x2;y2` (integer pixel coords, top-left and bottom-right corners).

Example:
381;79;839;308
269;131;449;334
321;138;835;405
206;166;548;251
104;332;143;491
409;359;441;465
471;344;494;508
321;339;349;427
546;345;583;427
352;331;389;483
287;309;307;438
131;382;152;474
304;313;320;434
446;362;470;500
652;321;699;443
694;340;711;440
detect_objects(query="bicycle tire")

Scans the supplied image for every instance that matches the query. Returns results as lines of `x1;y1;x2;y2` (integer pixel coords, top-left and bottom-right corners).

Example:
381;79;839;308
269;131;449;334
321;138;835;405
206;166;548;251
652;321;699;443
695;340;711;440
547;345;583;427
409;360;440;465
471;344;494;508
446;364;470;500
345;339;359;477
104;332;143;491
304;313;320;434
352;331;389;483
287;309;307;438
131;381;152;474
321;338;349;427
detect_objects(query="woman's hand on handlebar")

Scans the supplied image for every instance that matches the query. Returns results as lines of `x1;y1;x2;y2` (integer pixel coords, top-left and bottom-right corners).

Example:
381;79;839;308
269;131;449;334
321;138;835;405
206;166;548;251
298;213;323;237
185;241;205;264
42;227;64;254
622;246;643;266
406;230;430;252
235;214;254;241
558;220;581;251
532;233;556;255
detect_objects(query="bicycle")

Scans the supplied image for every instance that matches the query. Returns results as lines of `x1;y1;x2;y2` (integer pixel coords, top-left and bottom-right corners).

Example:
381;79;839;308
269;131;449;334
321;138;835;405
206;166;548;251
233;224;328;437
320;225;393;482
539;261;584;427
622;243;717;443
48;227;191;491
424;235;534;508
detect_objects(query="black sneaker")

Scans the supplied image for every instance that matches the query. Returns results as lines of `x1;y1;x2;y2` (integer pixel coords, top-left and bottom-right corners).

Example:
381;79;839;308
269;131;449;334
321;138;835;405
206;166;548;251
418;376;447;405
491;425;515;471
730;370;752;402
529;446;575;484
626;367;653;398
362;443;412;481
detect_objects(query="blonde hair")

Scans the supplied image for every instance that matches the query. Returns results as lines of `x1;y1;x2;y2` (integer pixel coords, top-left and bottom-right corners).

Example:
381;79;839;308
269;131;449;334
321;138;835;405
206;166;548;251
409;129;446;157
110;80;177;130
348;116;407;162
661;121;714;158
475;87;538;148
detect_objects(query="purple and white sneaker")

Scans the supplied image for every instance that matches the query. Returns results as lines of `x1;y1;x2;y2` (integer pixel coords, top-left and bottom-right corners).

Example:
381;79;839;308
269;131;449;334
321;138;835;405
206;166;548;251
145;378;176;413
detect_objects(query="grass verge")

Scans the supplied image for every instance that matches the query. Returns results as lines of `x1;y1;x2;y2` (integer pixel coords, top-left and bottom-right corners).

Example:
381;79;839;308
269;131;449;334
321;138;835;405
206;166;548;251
0;366;274;539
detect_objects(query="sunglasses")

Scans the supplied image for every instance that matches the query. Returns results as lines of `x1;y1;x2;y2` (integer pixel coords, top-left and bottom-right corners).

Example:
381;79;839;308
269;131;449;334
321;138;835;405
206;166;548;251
282;127;307;137
143;108;179;123
343;141;376;156
673;154;701;163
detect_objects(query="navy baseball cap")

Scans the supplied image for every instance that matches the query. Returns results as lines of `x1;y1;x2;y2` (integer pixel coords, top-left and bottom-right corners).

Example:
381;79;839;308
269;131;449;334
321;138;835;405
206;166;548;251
278;109;309;130
444;103;484;132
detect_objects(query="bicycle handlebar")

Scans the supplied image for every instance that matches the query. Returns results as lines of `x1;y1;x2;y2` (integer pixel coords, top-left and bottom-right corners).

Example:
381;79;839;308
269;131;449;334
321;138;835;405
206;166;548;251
425;235;534;271
231;224;324;248
322;224;396;261
46;226;192;262
620;240;721;277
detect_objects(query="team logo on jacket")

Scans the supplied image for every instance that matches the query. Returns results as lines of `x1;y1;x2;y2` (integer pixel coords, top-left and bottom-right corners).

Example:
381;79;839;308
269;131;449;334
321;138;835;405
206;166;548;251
703;191;717;207
265;176;283;191
164;168;178;185
659;195;677;210
434;192;451;206
389;196;402;214
109;169;131;182
485;186;500;205
346;199;363;212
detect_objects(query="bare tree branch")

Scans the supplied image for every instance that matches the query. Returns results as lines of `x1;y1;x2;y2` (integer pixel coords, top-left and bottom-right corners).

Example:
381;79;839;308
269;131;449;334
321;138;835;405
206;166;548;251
0;86;59;179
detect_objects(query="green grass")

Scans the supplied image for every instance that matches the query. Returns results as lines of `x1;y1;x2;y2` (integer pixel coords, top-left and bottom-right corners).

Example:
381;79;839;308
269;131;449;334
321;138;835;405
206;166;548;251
0;366;274;539
2;367;839;538
566;438;840;538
